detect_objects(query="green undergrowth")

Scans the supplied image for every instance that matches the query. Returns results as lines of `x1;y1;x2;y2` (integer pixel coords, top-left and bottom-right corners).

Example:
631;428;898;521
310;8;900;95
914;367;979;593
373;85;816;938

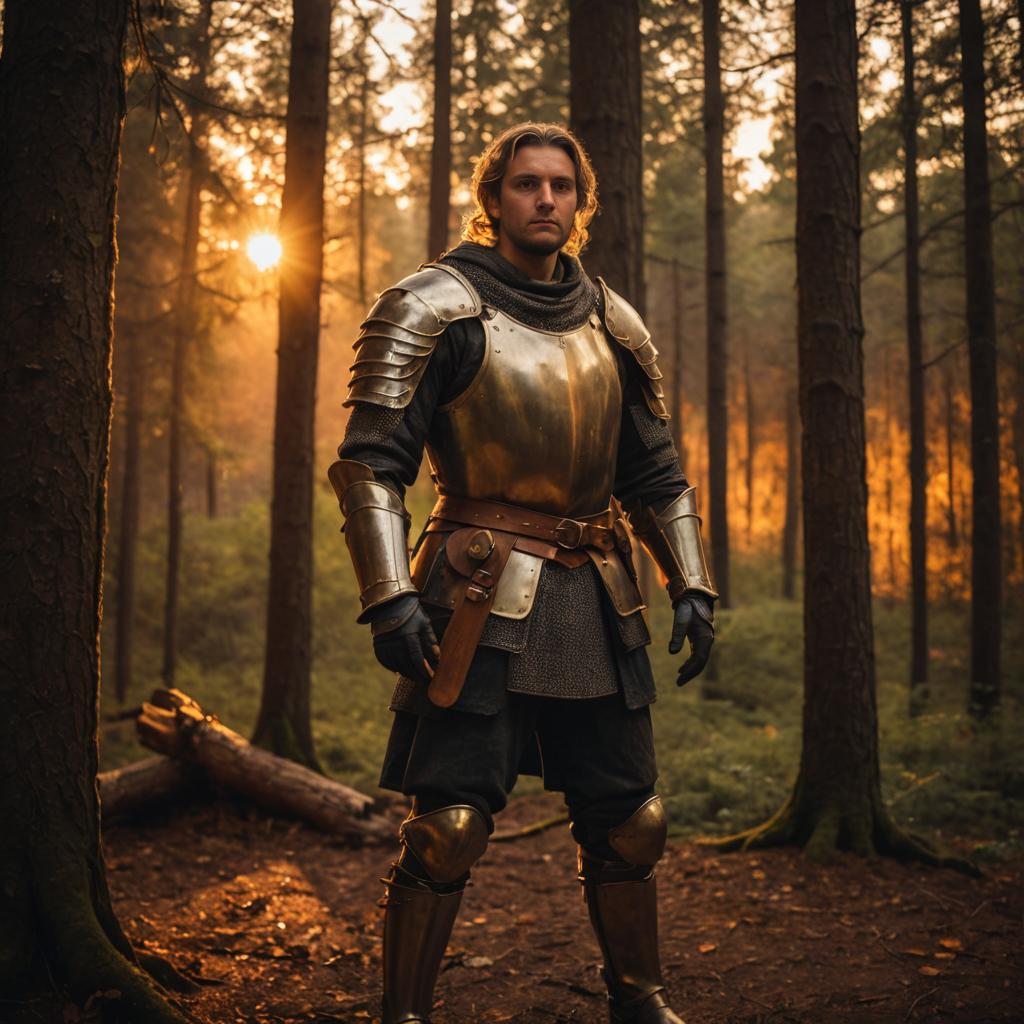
100;494;1023;857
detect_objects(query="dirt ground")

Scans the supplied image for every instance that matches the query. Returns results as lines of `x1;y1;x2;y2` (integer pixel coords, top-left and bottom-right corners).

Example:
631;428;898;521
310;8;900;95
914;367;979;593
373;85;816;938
102;793;1023;1024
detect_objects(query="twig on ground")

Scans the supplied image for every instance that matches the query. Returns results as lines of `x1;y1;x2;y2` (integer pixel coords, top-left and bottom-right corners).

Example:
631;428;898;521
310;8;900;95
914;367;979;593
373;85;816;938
968;898;995;919
492;813;569;842
915;886;966;910
903;987;937;1021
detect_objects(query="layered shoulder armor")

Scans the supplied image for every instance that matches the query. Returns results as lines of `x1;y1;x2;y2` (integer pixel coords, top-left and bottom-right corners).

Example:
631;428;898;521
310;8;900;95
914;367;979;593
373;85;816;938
345;263;482;409
597;277;669;420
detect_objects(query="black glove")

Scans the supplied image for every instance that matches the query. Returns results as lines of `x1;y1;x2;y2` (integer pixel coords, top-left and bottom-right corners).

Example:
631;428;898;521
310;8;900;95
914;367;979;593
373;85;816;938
668;593;715;686
367;594;440;686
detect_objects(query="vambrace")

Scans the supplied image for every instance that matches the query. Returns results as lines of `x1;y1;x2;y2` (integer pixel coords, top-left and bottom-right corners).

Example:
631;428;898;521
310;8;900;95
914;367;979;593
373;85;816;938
327;459;416;621
628;486;718;603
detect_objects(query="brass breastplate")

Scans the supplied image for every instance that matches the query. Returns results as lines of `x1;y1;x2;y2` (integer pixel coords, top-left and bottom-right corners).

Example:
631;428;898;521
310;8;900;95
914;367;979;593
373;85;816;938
425;308;622;517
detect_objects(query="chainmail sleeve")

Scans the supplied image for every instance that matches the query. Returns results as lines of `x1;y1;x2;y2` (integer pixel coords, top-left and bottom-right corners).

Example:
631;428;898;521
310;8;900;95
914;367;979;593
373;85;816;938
338;319;485;500
612;353;688;518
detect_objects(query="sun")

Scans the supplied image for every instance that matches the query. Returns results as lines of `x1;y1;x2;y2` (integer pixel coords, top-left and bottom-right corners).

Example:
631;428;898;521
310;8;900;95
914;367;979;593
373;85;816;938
246;232;282;271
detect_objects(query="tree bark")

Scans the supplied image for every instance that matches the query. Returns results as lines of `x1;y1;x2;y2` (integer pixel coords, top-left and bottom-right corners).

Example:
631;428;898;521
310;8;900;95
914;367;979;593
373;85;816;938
709;0;972;873
115;329;144;704
569;0;645;312
141;691;393;841
252;0;331;769
781;384;799;600
428;0;452;261
0;1;193;1016
163;0;214;687
958;0;1002;718
901;0;929;715
703;0;731;606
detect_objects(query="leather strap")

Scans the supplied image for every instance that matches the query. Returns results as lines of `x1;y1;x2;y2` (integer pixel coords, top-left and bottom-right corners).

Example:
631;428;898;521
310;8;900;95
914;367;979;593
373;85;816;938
429;494;618;553
427;529;516;708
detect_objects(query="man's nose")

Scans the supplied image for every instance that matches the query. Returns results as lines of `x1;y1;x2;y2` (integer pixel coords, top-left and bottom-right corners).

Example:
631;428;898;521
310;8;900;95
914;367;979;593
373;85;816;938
536;184;555;209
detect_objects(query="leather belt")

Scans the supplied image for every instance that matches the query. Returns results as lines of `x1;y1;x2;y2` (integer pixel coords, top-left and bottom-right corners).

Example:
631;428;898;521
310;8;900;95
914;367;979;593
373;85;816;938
428;494;620;553
422;494;631;709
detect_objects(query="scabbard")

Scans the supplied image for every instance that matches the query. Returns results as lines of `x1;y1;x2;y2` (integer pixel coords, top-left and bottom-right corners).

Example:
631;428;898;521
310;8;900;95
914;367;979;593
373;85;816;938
427;531;515;708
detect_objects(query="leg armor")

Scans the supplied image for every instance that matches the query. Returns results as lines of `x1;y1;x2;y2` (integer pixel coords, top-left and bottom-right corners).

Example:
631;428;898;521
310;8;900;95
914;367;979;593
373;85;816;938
579;796;685;1024
382;804;488;1024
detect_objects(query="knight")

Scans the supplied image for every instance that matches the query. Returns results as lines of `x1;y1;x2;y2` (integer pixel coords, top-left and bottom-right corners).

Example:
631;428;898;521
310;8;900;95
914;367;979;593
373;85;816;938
329;122;716;1024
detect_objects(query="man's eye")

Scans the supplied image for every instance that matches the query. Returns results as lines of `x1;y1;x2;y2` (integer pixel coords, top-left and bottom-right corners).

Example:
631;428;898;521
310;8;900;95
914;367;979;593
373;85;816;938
555;181;573;192
517;180;535;189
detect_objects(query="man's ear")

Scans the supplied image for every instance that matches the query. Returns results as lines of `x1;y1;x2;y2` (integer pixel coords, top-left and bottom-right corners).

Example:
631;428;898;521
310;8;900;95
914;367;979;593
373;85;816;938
484;188;501;222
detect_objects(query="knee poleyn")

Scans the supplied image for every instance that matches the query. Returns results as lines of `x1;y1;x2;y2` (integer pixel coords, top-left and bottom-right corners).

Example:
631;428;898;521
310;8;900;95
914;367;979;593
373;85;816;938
399;804;489;885
580;795;668;881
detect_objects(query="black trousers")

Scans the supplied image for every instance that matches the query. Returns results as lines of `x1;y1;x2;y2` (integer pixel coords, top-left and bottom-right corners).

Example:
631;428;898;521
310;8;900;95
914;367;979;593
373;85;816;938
380;691;659;862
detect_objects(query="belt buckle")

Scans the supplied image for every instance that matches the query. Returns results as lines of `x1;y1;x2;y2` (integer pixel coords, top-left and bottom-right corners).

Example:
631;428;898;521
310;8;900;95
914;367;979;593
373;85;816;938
555;518;584;549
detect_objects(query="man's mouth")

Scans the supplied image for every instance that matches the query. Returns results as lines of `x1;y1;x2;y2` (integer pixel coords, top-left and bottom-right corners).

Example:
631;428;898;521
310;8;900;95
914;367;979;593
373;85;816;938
531;220;558;228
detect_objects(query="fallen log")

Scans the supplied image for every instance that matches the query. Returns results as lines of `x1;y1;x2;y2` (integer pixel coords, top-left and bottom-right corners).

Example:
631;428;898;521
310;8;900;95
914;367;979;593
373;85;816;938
135;688;394;842
98;755;196;820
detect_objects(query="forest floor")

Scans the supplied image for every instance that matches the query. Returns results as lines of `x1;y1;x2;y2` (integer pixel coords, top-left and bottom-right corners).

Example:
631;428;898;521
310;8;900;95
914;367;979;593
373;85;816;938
103;792;1024;1024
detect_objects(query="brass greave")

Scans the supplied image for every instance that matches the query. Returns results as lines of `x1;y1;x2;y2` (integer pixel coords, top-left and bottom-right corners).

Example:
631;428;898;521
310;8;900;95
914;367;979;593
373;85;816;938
583;872;685;1024
381;873;463;1024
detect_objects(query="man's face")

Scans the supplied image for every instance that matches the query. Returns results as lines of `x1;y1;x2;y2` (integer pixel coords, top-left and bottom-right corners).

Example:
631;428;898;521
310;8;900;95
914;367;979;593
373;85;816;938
485;144;578;257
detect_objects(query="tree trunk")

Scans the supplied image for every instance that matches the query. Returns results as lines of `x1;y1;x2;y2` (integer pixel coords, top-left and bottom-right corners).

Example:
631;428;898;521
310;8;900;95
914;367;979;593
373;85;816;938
884;347;897;604
944;362;960;554
428;0;452;261
744;348;755;544
901;0;929;716
0;2;193;1016
568;0;649;596
356;18;370;307
206;447;218;519
1014;337;1024;576
781;384;799;600
252;0;331;769
1018;0;1024;90
671;255;688;466
163;0;214;687
958;0;1002;718
141;690;393;840
703;0;731;606
568;0;645;311
710;0;971;872
115;330;144;704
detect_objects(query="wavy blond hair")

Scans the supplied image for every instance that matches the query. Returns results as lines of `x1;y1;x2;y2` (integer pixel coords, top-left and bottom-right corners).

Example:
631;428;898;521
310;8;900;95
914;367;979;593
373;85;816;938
460;122;599;257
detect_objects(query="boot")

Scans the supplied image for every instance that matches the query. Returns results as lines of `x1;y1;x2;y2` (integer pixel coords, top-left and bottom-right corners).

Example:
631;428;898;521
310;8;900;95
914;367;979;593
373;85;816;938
381;867;463;1024
584;870;685;1024
381;804;488;1023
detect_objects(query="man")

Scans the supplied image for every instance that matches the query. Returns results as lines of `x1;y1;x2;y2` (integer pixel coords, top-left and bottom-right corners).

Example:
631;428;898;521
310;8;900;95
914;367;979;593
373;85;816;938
329;122;716;1024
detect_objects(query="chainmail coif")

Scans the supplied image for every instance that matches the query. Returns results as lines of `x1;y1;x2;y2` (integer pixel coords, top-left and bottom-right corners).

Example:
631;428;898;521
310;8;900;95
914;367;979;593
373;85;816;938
441;241;600;333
